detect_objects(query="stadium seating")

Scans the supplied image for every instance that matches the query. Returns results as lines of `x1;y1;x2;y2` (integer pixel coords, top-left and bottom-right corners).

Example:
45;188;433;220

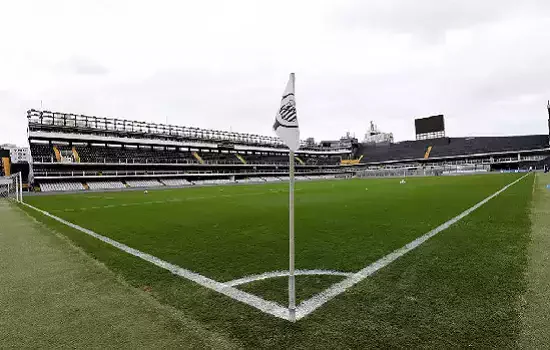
160;179;193;186
39;182;85;192
262;177;283;182
199;152;241;164
236;178;266;184
32;176;345;193
193;178;235;186
244;154;288;164
241;153;341;166
307;175;337;180
30;144;55;162
316;155;342;165
65;146;347;166
87;181;126;190
430;136;549;158
357;135;549;163
125;179;164;187
31;142;343;168
77;146;197;164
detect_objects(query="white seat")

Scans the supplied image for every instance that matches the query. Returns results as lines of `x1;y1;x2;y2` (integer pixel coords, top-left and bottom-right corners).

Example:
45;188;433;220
126;180;164;188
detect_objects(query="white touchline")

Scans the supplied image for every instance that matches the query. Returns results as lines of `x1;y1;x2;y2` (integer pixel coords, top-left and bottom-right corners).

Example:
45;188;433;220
294;173;530;320
21;202;291;321
20;173;530;322
225;270;352;287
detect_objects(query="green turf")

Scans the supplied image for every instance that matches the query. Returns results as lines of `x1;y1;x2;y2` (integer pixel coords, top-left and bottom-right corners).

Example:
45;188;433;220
0;200;238;349
520;173;550;347
239;275;346;305
21;173;533;348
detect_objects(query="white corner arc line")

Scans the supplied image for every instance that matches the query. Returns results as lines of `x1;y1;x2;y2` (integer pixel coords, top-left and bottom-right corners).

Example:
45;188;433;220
226;270;352;287
294;173;530;320
21;202;291;321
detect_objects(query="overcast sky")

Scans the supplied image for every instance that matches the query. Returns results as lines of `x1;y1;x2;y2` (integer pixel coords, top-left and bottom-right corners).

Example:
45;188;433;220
1;0;550;147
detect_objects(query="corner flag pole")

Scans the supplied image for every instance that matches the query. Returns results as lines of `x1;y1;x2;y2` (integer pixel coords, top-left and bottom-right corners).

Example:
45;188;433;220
289;150;296;321
272;72;300;322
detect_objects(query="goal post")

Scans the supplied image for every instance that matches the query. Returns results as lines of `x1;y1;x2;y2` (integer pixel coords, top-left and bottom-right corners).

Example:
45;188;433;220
0;172;23;203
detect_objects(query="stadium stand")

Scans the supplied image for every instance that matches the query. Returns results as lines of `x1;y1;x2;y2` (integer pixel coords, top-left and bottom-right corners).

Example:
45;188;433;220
307;175;337;180
193;179;235;186
29;143;54;163
160;179;193;187
199;151;241;164
23;108;550;192
40;182;85;192
75;146;197;164
126;180;164;188
357;135;549;164
26;109;351;192
236;178;266;184
87;181;126;190
262;177;283;182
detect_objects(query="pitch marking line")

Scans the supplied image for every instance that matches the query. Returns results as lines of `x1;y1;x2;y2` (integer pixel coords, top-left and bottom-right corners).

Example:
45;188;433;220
225;270;352;287
21;173;529;322
294;173;530;320
21;202;291;320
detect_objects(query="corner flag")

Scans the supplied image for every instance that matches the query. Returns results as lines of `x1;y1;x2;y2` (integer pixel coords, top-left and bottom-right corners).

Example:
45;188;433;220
273;73;299;322
273;73;300;151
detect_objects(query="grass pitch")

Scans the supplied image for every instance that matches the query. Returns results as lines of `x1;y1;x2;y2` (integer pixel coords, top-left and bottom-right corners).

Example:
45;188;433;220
22;173;534;348
0;201;238;349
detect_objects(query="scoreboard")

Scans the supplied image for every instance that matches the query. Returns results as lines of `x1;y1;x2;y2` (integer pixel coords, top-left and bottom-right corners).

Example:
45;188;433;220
415;115;445;140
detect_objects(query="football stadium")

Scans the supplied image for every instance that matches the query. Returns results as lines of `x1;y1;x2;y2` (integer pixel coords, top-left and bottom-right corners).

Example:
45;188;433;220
1;100;550;347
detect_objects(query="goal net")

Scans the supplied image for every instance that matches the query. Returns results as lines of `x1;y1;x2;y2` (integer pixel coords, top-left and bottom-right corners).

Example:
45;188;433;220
0;172;23;202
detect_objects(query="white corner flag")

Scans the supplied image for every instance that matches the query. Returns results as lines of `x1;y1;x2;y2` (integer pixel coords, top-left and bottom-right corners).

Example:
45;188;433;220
273;73;300;151
273;73;299;322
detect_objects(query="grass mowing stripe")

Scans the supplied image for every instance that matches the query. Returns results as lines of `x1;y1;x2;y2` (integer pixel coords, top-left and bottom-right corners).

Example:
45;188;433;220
25;175;519;282
50;189;301;212
296;173;530;320
21;174;529;323
21;202;292;321
20;174;531;347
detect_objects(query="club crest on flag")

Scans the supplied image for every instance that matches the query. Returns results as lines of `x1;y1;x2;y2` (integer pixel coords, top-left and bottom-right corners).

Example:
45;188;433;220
273;73;300;152
274;95;297;128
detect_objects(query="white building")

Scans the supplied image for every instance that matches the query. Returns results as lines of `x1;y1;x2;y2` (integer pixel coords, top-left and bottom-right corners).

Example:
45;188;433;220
1;144;30;163
363;121;394;144
10;148;30;163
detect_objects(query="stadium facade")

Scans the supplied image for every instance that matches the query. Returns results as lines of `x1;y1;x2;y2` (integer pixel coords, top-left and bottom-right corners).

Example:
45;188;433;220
15;107;550;192
26;110;352;192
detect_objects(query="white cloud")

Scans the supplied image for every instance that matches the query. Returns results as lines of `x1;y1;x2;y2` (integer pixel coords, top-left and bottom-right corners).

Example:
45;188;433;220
0;0;549;147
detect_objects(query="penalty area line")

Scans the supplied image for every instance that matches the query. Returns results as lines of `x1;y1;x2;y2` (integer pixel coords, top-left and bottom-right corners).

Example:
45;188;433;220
20;202;292;321
295;173;531;320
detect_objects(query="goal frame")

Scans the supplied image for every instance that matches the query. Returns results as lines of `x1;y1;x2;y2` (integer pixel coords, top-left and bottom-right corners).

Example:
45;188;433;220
0;172;23;203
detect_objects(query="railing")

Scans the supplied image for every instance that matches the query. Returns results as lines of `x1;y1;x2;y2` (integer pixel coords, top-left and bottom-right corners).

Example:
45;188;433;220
27;110;353;153
362;154;548;170
356;164;491;178
31;157;339;167
33;168;345;178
